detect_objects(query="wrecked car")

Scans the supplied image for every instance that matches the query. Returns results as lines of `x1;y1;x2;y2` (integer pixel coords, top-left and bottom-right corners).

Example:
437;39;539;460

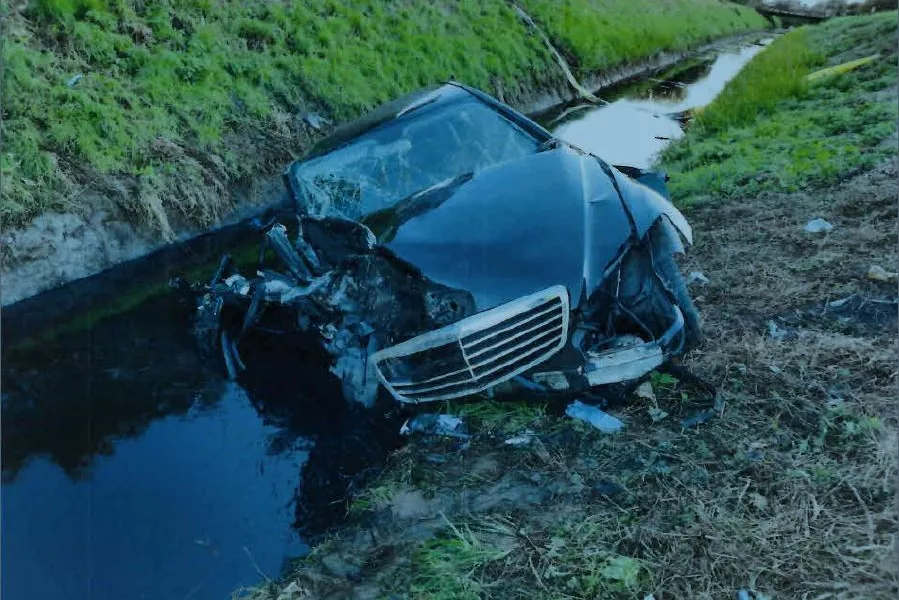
192;82;701;406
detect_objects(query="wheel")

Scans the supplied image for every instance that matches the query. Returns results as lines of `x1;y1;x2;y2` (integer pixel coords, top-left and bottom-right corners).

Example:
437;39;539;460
650;222;703;350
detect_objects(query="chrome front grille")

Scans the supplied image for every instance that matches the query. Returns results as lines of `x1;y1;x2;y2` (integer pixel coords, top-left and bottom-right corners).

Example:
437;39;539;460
370;286;569;403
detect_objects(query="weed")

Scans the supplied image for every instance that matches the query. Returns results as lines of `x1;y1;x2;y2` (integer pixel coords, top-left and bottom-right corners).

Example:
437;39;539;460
450;399;546;436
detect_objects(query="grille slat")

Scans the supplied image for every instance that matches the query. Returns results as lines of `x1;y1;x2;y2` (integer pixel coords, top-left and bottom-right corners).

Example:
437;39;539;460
370;286;569;403
469;325;563;373
470;333;562;379
390;365;471;389
462;304;563;352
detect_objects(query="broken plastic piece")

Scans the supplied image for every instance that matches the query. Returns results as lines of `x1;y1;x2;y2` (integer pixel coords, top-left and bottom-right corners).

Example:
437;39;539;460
565;400;624;433
504;430;537;446
210;254;232;287
295;219;324;275
265;223;312;282
400;414;468;438
680;394;724;429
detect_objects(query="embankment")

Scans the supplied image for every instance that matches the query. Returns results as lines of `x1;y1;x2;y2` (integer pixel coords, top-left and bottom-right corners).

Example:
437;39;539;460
0;0;768;304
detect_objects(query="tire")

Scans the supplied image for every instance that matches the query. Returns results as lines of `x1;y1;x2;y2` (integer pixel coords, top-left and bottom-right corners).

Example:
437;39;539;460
650;224;703;350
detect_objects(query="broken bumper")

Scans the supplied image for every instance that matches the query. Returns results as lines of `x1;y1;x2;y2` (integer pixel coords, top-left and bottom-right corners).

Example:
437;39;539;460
532;304;684;392
369;286;570;403
369;283;686;403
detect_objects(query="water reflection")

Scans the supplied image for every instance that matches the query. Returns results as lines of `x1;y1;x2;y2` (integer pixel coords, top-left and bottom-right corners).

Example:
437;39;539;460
1;293;215;481
1;291;311;600
545;43;767;169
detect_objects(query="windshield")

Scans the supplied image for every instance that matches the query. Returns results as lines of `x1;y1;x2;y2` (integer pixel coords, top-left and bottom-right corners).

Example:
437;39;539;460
292;100;539;220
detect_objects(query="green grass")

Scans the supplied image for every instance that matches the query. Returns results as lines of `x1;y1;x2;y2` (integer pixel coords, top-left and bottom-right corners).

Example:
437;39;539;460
520;0;768;73
2;0;765;237
661;12;898;203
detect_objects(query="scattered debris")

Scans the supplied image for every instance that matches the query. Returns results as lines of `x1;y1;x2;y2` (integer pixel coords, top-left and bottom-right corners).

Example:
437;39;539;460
648;406;669;422
687;270;710;286
803;217;834;233
530;371;569;391
634;380;657;402
680;394;724;429
866;264;898;283
766;319;789;340
400;414;468;438
301;112;331;131
504;430;537;446
565;400;625;433
829;294;854;308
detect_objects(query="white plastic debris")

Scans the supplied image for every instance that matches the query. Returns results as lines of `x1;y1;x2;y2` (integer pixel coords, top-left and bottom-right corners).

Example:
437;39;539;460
803;218;834;234
504;429;537;446
565;400;624;433
66;73;84;87
829;295;854;308
634;381;656;402
400;413;466;437
686;271;710;286
866;264;898;282
766;320;788;340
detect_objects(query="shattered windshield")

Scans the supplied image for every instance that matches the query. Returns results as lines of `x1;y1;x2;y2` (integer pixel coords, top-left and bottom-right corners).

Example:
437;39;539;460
292;100;539;220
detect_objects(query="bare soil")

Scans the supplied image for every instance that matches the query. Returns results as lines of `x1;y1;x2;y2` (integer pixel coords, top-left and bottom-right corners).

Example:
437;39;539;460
241;150;898;600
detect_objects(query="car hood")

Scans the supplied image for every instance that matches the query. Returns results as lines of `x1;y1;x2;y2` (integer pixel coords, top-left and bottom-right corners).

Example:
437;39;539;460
363;148;634;311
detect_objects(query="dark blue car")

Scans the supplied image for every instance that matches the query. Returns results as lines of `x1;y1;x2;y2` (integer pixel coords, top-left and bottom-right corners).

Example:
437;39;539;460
198;83;701;405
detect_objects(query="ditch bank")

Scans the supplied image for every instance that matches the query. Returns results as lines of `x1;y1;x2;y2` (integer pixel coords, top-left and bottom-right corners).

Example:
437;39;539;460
0;0;769;306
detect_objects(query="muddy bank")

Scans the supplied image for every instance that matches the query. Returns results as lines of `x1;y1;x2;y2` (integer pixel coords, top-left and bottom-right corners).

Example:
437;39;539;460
0;30;768;308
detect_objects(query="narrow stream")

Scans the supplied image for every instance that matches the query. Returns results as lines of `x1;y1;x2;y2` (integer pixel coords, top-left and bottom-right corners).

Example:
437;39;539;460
539;39;769;167
1;38;767;600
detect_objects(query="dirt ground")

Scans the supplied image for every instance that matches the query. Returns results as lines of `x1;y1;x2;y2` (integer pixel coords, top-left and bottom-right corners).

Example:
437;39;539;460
242;152;898;599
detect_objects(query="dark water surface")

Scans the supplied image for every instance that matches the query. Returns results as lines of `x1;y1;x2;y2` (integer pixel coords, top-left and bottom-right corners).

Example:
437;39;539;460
1;39;767;600
2;292;310;600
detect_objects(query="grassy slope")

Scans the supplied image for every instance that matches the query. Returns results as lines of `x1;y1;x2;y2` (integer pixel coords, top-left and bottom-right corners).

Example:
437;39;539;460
661;11;898;203
1;0;765;237
522;0;767;72
241;13;898;600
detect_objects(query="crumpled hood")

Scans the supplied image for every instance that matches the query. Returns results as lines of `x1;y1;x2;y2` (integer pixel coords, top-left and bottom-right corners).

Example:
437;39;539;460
370;148;634;311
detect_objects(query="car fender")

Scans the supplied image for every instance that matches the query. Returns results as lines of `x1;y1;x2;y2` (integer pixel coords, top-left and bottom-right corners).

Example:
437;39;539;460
610;168;693;246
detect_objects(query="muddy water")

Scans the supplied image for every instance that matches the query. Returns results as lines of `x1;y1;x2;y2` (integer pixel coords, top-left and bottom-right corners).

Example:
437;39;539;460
540;40;770;168
1;40;767;600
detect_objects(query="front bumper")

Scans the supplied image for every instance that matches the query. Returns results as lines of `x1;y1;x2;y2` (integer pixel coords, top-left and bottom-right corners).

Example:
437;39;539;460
369;286;569;403
369;283;686;403
530;304;684;392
